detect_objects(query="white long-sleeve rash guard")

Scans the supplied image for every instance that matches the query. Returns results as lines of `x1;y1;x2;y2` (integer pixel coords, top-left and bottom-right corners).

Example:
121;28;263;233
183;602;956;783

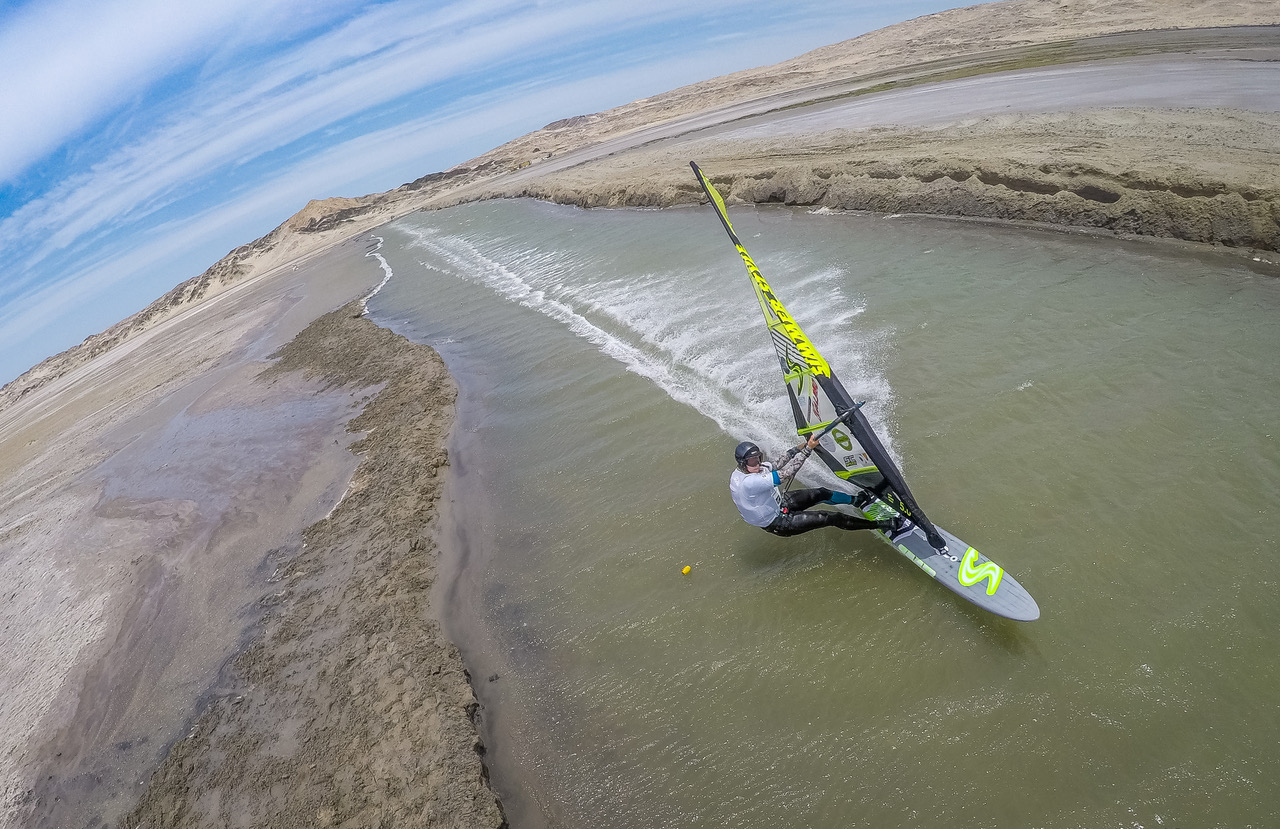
729;445;810;527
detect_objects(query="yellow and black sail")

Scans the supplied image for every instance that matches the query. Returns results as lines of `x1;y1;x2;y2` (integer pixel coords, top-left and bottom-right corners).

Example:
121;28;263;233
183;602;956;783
691;161;947;551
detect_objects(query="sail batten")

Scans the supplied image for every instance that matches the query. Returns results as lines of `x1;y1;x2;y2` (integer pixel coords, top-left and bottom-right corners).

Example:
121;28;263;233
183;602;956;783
691;161;948;551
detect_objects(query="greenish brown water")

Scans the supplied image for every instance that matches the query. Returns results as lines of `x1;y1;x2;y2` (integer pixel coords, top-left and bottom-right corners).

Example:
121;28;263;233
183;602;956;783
367;200;1279;829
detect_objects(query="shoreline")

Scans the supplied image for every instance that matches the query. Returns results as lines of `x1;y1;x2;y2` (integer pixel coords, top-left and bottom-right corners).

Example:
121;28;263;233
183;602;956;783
473;103;1280;259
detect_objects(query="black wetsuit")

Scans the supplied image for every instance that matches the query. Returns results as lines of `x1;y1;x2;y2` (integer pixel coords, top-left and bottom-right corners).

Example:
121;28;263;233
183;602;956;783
764;487;883;537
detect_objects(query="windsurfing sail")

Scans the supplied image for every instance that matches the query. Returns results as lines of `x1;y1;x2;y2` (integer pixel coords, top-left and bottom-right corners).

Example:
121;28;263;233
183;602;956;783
691;161;948;551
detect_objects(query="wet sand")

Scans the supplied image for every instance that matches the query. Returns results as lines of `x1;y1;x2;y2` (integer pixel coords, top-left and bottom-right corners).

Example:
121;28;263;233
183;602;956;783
3;1;1280;827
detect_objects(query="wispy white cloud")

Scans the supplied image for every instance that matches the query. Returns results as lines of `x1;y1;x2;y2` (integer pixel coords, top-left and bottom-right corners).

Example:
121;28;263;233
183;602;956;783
4;0;704;260
0;0;314;182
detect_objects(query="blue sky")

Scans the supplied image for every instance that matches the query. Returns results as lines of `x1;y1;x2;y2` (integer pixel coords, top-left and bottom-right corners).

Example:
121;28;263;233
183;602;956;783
0;0;967;385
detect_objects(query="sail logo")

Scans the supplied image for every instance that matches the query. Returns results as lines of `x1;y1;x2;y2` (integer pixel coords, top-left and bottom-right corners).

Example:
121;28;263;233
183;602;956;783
744;261;830;376
831;428;853;451
958;547;1003;595
843;452;871;470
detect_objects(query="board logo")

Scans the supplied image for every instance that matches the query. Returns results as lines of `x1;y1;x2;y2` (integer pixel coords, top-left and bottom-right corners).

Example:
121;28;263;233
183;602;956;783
831;428;852;451
957;547;1003;595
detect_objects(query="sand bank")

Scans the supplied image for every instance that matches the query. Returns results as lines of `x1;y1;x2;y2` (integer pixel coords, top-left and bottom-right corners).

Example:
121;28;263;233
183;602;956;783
121;303;503;828
481;105;1280;254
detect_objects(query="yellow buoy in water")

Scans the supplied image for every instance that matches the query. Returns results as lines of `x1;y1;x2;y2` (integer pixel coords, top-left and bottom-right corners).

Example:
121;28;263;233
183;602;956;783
682;565;692;575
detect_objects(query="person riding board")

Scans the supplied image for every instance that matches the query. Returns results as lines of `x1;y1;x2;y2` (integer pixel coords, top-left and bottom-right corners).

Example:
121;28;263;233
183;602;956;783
730;436;914;539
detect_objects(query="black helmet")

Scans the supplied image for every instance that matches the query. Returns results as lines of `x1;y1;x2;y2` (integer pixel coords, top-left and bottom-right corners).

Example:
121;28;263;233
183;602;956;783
734;441;762;470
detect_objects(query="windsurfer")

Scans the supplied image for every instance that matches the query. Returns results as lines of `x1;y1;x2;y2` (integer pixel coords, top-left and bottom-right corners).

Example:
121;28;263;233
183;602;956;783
730;437;913;538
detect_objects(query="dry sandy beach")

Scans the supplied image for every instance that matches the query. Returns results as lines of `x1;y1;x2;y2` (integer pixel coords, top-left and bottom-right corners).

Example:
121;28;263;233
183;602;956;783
2;1;1278;826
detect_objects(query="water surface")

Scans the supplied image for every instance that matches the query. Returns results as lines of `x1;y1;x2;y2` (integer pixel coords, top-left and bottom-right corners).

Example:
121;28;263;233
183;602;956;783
368;200;1279;828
